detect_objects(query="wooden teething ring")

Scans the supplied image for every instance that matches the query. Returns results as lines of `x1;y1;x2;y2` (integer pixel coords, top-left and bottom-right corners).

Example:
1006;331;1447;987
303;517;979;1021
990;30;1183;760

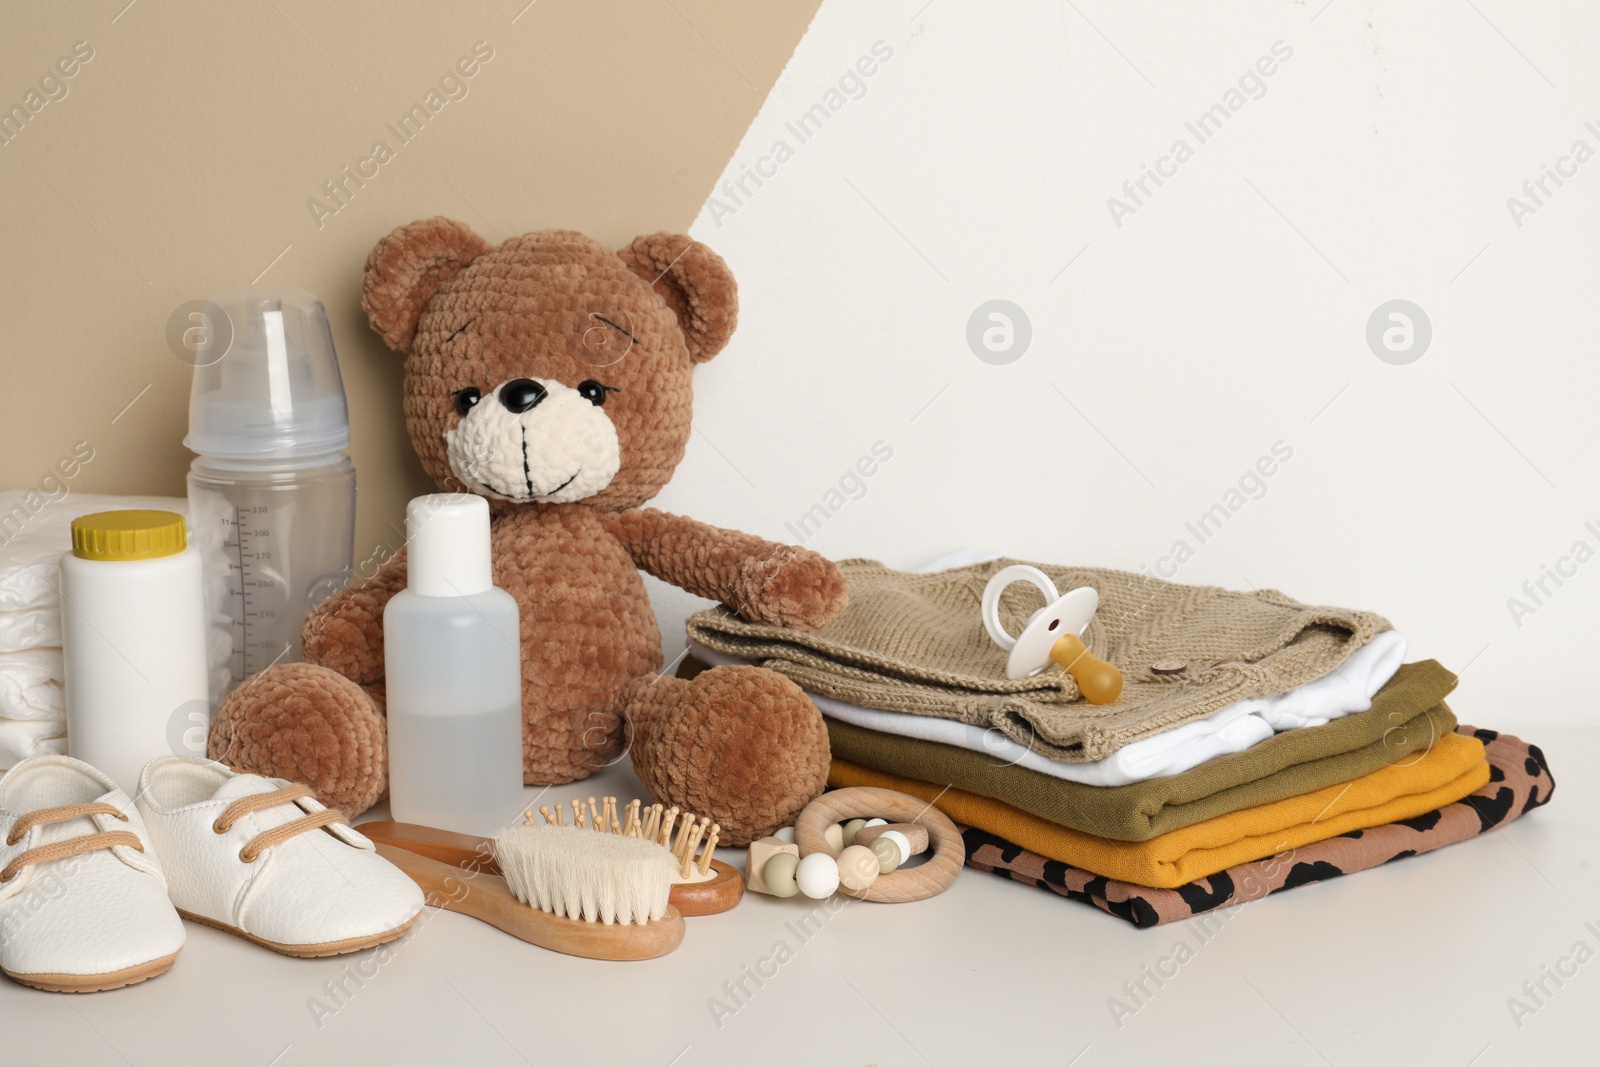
794;787;962;903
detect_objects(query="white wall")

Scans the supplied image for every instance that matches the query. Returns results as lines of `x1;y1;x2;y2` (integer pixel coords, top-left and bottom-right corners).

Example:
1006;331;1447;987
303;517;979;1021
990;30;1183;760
649;0;1600;730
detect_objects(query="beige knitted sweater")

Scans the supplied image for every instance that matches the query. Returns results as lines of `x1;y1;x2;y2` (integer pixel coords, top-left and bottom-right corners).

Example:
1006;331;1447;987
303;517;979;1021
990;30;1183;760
686;558;1390;762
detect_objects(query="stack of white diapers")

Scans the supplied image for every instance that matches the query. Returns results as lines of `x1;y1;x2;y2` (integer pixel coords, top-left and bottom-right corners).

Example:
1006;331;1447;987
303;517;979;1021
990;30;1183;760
0;490;188;768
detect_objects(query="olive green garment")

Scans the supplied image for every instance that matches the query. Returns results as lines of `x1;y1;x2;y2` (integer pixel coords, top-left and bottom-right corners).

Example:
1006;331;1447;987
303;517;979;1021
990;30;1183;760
824;660;1459;842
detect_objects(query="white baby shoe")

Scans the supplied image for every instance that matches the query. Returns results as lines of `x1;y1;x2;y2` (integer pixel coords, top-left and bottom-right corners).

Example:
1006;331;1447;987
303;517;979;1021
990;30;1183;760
0;755;185;992
135;756;423;957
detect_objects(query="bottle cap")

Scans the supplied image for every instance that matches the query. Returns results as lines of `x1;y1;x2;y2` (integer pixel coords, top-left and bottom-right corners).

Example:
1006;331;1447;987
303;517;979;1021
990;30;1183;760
183;289;350;460
405;494;493;597
71;510;187;561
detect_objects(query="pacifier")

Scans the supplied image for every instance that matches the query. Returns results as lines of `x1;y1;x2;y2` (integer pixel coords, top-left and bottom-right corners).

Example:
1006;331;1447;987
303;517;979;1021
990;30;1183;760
980;565;1124;704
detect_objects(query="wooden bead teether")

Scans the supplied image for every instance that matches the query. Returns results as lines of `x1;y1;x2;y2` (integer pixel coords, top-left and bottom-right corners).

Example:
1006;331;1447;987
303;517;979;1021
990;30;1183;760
854;821;929;856
792;787;961;903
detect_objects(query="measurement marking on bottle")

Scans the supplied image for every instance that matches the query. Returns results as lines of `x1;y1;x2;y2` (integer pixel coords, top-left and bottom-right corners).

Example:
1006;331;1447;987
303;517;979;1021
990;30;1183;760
234;506;252;679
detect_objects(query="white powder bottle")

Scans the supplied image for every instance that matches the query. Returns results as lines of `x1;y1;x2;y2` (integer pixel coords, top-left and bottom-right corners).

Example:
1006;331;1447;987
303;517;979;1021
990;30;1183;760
59;510;209;794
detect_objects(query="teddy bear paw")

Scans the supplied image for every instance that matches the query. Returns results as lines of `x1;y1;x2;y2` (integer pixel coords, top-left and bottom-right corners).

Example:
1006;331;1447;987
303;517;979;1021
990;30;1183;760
627;665;828;846
208;662;388;817
733;547;849;632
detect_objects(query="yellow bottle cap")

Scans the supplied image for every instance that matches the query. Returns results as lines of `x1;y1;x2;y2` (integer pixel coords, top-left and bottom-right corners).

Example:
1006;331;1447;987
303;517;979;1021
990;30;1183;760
70;510;187;561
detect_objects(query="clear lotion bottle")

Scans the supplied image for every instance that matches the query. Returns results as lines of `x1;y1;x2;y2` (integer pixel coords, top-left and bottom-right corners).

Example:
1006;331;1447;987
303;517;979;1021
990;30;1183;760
384;494;523;835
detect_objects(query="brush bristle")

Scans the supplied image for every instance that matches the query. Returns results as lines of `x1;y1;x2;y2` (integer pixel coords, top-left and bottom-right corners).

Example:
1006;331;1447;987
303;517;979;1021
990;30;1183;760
493;824;678;925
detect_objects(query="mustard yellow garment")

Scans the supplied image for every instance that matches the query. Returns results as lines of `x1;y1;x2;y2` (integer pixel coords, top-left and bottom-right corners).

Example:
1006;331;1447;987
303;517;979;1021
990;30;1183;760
828;732;1489;889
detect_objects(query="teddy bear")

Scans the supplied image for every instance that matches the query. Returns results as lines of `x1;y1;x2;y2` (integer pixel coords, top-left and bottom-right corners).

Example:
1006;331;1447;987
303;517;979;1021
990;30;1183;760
208;219;848;845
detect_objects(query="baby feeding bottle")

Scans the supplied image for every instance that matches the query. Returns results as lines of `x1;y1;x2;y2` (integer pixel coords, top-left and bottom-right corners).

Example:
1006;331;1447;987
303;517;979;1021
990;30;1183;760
384;494;524;835
185;290;356;707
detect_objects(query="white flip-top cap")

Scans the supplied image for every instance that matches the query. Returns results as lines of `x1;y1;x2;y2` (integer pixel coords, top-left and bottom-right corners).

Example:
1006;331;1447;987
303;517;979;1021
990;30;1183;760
405;494;493;597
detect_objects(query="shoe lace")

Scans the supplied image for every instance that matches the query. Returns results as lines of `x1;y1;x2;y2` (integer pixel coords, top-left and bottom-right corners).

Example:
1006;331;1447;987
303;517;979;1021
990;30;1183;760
212;785;347;863
0;803;144;883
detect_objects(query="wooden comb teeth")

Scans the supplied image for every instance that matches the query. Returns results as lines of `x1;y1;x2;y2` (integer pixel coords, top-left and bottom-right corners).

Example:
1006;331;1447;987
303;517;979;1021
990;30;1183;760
522;795;726;882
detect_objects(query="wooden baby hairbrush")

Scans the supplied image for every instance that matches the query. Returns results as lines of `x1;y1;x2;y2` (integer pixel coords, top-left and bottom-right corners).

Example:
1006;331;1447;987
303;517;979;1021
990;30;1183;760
369;823;684;961
361;793;743;918
565;798;742;916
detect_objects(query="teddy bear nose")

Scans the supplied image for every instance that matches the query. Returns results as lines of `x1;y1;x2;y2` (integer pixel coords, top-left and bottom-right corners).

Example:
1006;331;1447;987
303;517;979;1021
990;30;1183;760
499;378;548;413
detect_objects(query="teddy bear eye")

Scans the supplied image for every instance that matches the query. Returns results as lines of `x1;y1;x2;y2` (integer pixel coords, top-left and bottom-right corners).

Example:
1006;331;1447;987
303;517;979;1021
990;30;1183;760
453;387;482;416
577;380;612;406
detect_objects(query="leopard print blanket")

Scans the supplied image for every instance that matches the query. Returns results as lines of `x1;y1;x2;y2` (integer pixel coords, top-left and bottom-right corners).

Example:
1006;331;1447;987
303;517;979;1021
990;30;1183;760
962;726;1553;928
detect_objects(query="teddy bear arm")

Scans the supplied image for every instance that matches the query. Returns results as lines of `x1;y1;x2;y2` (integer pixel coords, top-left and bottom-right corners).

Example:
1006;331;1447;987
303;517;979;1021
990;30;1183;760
299;548;408;684
602;508;847;632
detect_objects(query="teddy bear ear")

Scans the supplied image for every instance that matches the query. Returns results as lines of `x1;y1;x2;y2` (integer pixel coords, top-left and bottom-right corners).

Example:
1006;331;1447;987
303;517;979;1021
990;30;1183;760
362;217;489;352
617;234;738;363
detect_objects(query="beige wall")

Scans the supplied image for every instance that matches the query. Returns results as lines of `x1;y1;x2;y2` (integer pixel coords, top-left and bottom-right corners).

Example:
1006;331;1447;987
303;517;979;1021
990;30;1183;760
0;0;817;556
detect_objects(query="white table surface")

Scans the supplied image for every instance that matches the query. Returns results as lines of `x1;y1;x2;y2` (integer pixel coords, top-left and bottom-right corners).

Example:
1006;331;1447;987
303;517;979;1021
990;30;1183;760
5;727;1594;1067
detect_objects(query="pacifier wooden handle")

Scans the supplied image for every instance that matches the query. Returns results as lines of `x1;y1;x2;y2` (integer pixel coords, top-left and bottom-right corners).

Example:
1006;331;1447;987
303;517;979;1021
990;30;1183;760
982;565;1123;702
1050;633;1124;705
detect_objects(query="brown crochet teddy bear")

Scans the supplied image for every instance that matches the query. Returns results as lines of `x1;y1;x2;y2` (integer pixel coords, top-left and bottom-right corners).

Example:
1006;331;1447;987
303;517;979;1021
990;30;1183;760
208;219;847;845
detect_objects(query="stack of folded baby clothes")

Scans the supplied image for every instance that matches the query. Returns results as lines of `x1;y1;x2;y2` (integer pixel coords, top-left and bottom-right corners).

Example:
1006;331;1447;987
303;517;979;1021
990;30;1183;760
0;491;187;769
686;555;1555;928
